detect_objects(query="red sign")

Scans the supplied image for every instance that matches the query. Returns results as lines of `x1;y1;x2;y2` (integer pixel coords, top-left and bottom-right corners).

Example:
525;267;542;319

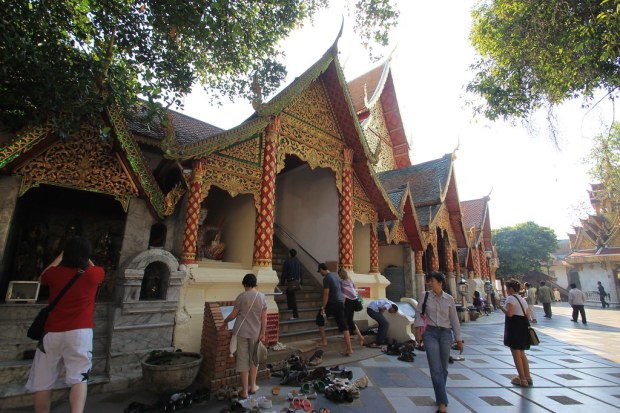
266;312;279;346
357;287;371;298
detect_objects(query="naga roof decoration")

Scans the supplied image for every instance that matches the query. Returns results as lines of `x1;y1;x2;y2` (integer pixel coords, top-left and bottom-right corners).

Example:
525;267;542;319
347;61;410;168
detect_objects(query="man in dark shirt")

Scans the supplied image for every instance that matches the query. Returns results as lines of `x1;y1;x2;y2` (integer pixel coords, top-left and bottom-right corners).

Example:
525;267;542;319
316;263;353;356
598;281;610;308
282;249;302;319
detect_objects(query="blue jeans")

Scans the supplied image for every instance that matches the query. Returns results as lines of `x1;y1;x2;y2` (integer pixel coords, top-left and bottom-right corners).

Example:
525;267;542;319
367;308;389;344
423;326;452;406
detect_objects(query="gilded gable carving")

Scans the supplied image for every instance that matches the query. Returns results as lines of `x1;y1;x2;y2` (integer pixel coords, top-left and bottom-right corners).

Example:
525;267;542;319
353;198;377;227
277;115;343;193
365;104;396;173
434;208;457;248
14;124;137;210
353;173;371;202
390;220;408;244
285;80;341;138
201;153;262;208
217;134;262;166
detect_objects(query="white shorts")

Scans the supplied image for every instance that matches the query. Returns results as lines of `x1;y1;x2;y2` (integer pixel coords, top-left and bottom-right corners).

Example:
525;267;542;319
26;329;93;392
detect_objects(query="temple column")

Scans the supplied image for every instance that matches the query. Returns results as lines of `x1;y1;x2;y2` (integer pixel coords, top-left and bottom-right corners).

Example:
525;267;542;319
369;223;379;274
415;250;426;296
479;248;489;279
471;246;480;278
431;238;439;272
338;147;354;271
181;159;205;264
253;116;280;267
445;241;456;295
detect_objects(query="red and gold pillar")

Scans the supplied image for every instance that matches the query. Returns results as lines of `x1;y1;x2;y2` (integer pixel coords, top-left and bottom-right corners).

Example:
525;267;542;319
479;247;489;279
471;247;480;277
415;251;424;275
252;116;280;267
338;148;354;271
369;223;379;274
181;159;206;264
431;238;439;272
445;241;454;275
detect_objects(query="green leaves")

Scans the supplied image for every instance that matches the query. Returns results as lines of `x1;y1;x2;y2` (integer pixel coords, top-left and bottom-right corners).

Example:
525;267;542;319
467;0;620;122
0;0;399;134
493;221;558;278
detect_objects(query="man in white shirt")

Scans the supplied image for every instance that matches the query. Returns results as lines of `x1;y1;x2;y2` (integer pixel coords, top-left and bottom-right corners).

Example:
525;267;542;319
568;283;587;324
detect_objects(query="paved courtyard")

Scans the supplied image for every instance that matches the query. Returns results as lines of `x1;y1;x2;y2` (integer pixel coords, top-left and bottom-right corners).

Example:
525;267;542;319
7;302;620;412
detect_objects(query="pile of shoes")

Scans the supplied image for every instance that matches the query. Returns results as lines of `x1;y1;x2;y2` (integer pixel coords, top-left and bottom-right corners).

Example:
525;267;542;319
124;388;210;413
396;341;416;363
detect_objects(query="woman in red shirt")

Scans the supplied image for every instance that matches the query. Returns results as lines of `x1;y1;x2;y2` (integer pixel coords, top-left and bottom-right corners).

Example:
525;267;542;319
26;236;104;413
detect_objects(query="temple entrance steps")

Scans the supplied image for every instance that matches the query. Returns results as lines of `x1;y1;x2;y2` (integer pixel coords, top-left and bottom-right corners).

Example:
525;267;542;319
271;239;340;344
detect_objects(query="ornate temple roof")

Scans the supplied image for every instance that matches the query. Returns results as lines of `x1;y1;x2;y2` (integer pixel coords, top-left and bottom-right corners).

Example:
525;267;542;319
125;105;224;146
378;153;453;208
346;61;410;168
461;196;492;249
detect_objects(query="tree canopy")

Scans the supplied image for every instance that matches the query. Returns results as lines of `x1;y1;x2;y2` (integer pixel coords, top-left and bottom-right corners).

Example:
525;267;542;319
0;0;399;136
588;122;620;206
492;221;558;278
467;0;620;122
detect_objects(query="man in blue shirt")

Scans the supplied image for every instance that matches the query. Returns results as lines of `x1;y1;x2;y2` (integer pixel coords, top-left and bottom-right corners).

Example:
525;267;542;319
316;263;353;356
366;299;398;347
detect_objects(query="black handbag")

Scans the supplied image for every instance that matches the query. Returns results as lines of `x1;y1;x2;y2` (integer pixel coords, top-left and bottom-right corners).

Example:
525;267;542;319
514;294;540;346
354;296;363;312
27;269;84;341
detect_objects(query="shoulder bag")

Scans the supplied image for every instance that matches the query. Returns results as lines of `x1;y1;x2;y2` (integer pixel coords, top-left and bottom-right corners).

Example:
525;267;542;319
419;291;430;335
229;291;260;357
514;294;540;346
27;269;84;341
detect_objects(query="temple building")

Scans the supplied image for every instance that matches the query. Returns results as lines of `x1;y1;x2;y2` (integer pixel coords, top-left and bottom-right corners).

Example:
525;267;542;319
566;183;619;305
0;40;497;403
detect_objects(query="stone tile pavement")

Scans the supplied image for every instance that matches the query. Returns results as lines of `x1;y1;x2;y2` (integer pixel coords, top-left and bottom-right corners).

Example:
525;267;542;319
6;302;620;412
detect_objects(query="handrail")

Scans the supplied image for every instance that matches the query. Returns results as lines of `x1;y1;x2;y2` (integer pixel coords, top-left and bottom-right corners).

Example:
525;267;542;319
273;223;320;266
264;286;284;296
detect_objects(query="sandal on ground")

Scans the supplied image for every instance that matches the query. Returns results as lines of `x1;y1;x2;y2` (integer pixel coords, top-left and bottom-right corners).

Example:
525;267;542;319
510;376;521;385
272;386;281;396
352;375;369;389
366;343;381;348
526;377;534;385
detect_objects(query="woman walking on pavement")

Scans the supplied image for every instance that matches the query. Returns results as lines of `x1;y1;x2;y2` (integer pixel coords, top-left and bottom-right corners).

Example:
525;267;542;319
414;272;464;413
500;279;533;387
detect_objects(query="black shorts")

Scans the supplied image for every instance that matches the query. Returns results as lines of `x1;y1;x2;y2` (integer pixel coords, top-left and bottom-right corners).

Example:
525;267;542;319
315;302;348;332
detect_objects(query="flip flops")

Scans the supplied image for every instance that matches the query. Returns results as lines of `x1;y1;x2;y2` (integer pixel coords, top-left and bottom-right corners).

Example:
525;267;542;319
271;386;281;396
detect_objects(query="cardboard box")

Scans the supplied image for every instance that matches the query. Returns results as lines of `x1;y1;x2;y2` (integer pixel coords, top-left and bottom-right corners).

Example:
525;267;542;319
6;281;40;303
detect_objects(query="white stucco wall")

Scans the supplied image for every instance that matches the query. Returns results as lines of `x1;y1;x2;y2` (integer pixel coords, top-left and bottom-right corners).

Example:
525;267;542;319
221;194;255;269
353;221;370;273
379;244;403;271
275;165;339;264
577;264;616;301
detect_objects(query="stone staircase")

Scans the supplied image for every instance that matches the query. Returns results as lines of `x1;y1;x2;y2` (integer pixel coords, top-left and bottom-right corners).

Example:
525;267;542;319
0;302;111;401
271;239;340;344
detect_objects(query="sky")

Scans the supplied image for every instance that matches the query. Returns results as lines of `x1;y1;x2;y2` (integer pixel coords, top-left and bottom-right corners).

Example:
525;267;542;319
181;1;615;240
